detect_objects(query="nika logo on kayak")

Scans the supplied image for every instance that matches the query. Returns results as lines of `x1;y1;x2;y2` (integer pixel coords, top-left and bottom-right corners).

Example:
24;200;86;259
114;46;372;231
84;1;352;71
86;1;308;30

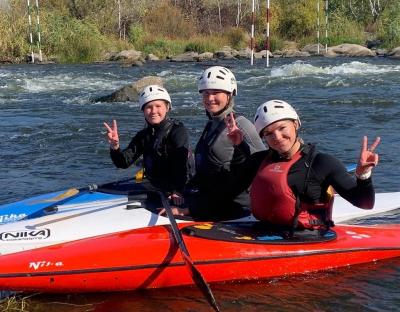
0;229;50;241
29;260;64;271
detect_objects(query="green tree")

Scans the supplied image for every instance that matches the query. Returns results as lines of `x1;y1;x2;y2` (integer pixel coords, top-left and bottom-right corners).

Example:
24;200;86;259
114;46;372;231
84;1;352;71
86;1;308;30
277;0;319;39
377;1;400;48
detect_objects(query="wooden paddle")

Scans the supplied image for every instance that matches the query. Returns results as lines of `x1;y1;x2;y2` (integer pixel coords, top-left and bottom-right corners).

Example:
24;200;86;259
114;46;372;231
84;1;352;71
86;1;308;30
23;177;135;220
22;184;99;220
158;191;220;312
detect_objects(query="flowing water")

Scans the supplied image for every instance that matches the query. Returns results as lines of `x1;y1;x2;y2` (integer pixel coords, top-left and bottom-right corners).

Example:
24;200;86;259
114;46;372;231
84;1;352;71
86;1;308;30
0;57;399;311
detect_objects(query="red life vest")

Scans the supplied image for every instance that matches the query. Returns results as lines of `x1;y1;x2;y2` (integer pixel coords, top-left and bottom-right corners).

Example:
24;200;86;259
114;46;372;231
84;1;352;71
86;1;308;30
250;150;333;230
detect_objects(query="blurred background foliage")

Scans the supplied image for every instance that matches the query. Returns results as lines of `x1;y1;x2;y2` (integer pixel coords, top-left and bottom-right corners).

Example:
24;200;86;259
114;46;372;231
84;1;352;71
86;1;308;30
0;0;399;63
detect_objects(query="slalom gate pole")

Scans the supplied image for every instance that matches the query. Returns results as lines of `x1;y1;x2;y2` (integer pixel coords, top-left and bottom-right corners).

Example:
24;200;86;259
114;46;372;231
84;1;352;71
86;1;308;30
325;0;329;53
118;0;121;39
317;0;320;54
250;0;255;65
266;0;270;67
35;0;42;62
27;0;34;63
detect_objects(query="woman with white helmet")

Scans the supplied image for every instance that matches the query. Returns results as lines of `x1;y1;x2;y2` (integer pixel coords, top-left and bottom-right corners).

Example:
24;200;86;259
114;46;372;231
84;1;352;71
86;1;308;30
165;66;265;220
226;99;380;231
103;85;192;205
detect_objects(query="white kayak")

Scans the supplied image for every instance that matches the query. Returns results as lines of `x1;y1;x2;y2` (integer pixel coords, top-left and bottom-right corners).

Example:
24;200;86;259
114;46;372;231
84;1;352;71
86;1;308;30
0;180;399;256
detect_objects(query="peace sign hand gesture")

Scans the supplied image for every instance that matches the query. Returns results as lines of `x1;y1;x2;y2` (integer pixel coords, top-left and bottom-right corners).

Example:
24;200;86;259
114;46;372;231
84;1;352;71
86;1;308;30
355;136;380;179
103;119;120;150
224;112;244;146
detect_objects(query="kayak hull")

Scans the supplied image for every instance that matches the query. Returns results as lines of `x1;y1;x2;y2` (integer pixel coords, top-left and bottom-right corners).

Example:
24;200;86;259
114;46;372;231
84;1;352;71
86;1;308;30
0;223;399;292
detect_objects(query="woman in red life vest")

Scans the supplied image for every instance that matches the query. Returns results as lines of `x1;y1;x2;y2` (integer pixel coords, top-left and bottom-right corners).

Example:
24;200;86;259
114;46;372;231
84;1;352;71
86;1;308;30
225;100;380;230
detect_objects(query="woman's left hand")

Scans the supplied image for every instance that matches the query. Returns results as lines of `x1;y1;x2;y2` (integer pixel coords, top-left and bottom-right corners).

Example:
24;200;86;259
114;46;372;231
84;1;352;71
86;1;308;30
168;192;184;206
224;112;243;146
356;136;380;178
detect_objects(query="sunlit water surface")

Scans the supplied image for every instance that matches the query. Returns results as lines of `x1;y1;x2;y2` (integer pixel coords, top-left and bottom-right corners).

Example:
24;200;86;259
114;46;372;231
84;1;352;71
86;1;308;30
1;57;399;310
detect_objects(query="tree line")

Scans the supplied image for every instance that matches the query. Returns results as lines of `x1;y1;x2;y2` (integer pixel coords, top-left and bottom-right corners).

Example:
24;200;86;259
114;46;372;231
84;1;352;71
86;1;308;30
0;0;399;63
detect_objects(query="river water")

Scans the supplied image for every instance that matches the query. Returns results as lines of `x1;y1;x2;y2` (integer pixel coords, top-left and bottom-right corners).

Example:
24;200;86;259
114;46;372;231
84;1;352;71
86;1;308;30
0;57;399;311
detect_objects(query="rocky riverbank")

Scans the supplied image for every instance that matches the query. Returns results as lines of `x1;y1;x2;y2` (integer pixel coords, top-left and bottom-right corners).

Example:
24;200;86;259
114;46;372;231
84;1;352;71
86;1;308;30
2;42;400;66
99;42;400;67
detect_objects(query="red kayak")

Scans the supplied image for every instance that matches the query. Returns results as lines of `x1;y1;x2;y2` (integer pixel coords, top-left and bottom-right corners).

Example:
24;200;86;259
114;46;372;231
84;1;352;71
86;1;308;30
0;222;399;292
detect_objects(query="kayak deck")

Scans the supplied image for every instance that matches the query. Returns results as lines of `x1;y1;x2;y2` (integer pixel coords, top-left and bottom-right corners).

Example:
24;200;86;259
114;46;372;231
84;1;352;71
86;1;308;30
2;177;400;226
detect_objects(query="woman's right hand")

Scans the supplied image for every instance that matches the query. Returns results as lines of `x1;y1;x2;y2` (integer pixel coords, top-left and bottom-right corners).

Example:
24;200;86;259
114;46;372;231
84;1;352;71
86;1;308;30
224;112;244;146
356;136;380;179
158;206;189;217
103;119;120;150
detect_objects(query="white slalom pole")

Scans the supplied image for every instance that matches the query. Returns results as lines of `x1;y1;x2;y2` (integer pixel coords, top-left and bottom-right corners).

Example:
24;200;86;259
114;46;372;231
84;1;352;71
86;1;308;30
35;0;42;62
317;0;320;54
266;0;270;67
250;0;255;66
118;0;121;39
27;0;35;63
325;0;328;53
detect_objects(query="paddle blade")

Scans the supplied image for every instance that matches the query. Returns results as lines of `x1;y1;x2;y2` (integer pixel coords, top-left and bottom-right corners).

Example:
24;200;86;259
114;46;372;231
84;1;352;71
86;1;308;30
181;252;220;312
158;191;220;311
30;188;79;204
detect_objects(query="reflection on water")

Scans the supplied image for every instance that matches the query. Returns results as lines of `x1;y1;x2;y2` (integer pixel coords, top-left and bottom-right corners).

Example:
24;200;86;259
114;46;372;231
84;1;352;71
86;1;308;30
4;257;398;312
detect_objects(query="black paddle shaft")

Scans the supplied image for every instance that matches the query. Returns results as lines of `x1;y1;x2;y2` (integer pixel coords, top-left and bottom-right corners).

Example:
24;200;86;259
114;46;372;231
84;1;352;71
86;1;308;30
158;192;221;312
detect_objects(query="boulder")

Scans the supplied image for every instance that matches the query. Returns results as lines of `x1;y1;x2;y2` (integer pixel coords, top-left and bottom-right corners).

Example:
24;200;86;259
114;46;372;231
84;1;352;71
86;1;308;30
272;50;284;57
112;49;142;61
388;46;400;59
235;48;272;59
329;44;376;57
375;49;388;57
93;76;163;103
198;52;214;61
146;54;160;61
301;44;325;55
325;49;338;57
170;51;199;62
236;47;252;59
120;59;145;67
255;50;271;59
214;46;239;59
282;50;310;58
26;52;48;63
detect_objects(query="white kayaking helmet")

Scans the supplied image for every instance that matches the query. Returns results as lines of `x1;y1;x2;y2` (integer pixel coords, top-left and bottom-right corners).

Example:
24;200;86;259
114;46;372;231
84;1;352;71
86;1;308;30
254;100;301;136
139;85;172;110
198;66;237;95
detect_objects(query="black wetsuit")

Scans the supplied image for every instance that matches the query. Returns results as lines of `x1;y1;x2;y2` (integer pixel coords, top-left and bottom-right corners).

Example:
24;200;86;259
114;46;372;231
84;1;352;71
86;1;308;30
231;144;375;210
110;118;191;195
186;112;266;221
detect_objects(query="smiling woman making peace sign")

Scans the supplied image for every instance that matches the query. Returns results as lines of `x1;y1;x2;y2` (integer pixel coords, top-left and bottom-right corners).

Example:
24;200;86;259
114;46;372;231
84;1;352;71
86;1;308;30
226;99;380;231
104;85;192;206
